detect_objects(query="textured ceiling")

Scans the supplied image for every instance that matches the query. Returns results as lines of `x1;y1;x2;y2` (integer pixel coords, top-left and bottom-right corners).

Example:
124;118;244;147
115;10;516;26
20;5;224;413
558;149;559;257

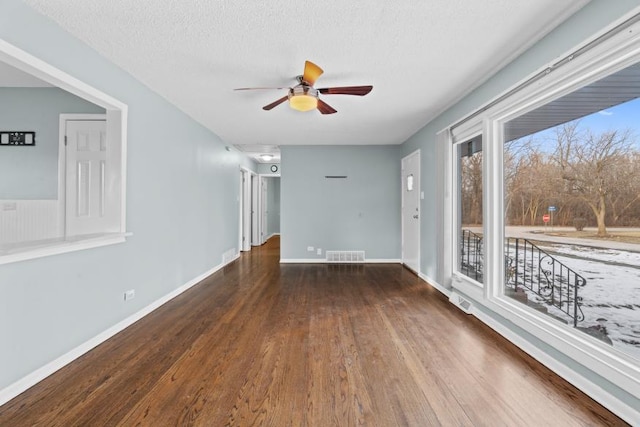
20;0;589;155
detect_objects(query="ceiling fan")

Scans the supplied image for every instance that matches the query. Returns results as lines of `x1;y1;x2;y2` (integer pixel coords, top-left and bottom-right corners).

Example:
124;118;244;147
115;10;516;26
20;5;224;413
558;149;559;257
234;61;372;114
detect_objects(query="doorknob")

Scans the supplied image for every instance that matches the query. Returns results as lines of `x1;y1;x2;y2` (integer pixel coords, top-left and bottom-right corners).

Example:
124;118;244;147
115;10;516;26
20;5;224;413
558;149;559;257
413;214;419;219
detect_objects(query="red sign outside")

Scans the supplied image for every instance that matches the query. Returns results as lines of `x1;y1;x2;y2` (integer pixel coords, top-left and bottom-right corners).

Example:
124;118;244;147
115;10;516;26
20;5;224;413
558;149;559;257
543;214;550;223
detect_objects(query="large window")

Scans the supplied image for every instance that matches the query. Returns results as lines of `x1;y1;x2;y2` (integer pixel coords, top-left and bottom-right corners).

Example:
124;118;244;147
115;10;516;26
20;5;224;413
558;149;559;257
447;14;640;407
502;63;640;362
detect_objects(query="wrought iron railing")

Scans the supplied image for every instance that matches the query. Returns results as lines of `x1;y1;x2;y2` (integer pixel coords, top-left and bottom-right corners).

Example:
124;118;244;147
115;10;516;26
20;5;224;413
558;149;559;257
504;237;586;327
460;229;483;282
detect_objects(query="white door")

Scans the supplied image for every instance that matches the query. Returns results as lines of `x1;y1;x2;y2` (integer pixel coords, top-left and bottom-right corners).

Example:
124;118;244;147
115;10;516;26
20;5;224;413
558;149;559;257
251;175;259;245
402;150;420;273
65;119;108;237
240;169;253;252
239;170;245;251
260;177;268;244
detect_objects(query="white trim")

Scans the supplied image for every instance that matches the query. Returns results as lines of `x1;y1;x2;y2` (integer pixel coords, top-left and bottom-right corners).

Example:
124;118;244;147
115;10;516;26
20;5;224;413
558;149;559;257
115;108;128;234
451;273;484;302
280;258;401;264
0;40;126;111
0;252;239;406
239;167;257;252
435;130;453;288
0;232;131;265
418;272;452;298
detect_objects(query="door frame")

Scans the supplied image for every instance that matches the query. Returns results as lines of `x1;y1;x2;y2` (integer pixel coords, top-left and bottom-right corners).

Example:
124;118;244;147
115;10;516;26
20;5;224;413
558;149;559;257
239;167;255;252
401;149;421;272
258;173;280;245
58;113;107;238
251;174;259;245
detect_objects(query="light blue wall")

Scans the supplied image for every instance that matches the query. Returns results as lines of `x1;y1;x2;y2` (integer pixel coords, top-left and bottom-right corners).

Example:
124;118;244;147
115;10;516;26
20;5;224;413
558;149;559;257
0;87;104;199
400;0;640;414
266;177;280;236
281;145;400;260
0;0;255;391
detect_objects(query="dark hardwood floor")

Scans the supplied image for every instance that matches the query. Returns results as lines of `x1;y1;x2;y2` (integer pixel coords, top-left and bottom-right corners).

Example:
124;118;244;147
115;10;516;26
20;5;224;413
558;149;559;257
0;236;628;426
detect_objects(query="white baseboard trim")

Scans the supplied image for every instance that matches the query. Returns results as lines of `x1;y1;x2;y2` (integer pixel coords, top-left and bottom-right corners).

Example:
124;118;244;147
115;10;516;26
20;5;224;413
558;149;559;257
471;308;640;425
0;255;237;407
279;258;401;264
418;272;452;297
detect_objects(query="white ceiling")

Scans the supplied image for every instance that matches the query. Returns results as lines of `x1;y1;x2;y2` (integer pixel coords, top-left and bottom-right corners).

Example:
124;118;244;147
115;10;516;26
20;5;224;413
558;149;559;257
21;0;589;160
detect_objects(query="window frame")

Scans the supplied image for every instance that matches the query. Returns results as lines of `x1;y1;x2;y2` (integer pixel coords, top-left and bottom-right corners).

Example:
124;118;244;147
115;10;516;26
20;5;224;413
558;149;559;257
451;121;485;293
0;39;129;265
481;17;640;397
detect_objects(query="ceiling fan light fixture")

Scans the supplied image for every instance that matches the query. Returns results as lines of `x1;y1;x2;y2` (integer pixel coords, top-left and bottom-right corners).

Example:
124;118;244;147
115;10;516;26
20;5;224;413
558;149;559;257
288;86;318;112
289;94;318;112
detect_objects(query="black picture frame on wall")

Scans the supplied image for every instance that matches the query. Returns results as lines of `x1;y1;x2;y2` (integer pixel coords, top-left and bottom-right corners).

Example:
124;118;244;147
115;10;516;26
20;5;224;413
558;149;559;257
0;131;36;146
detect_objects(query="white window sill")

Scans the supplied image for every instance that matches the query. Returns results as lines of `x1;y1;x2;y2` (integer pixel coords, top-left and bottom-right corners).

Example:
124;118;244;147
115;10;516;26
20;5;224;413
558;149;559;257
0;232;131;265
451;272;485;301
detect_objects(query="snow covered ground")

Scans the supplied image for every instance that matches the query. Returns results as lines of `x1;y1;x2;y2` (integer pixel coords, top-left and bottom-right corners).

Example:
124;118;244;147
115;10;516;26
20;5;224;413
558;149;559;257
518;242;640;361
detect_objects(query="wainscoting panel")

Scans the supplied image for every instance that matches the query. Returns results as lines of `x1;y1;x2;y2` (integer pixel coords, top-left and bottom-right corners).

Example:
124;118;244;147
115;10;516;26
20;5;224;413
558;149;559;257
0;200;60;245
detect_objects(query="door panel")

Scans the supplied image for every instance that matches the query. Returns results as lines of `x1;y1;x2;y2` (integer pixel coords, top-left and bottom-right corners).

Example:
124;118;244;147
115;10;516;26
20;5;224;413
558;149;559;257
65;120;107;236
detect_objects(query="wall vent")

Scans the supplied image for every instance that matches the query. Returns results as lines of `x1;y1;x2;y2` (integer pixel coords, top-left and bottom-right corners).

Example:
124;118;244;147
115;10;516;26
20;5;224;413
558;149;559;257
325;250;365;263
449;291;473;314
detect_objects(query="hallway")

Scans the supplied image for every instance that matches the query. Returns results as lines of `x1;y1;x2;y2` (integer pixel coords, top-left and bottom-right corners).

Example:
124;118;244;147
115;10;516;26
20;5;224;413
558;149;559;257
0;237;626;426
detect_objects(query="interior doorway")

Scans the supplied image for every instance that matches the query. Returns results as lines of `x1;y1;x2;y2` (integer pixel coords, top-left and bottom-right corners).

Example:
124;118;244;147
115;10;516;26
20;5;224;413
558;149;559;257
239;168;255;252
258;175;280;245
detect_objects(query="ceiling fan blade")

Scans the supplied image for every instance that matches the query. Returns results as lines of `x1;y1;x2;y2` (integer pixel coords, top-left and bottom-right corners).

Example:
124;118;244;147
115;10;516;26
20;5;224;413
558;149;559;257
302;61;323;86
318;85;373;96
262;95;289;111
234;86;289;91
317;99;337;115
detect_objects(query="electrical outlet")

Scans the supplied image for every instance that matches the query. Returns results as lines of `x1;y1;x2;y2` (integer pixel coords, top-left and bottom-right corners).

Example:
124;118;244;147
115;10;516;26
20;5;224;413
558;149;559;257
307;246;314;252
124;289;135;301
317;248;322;255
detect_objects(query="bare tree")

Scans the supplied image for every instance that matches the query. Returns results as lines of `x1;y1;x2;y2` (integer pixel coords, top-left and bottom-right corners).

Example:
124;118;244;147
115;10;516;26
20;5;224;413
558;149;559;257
552;121;637;236
609;152;640;225
505;139;559;225
460;151;483;225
